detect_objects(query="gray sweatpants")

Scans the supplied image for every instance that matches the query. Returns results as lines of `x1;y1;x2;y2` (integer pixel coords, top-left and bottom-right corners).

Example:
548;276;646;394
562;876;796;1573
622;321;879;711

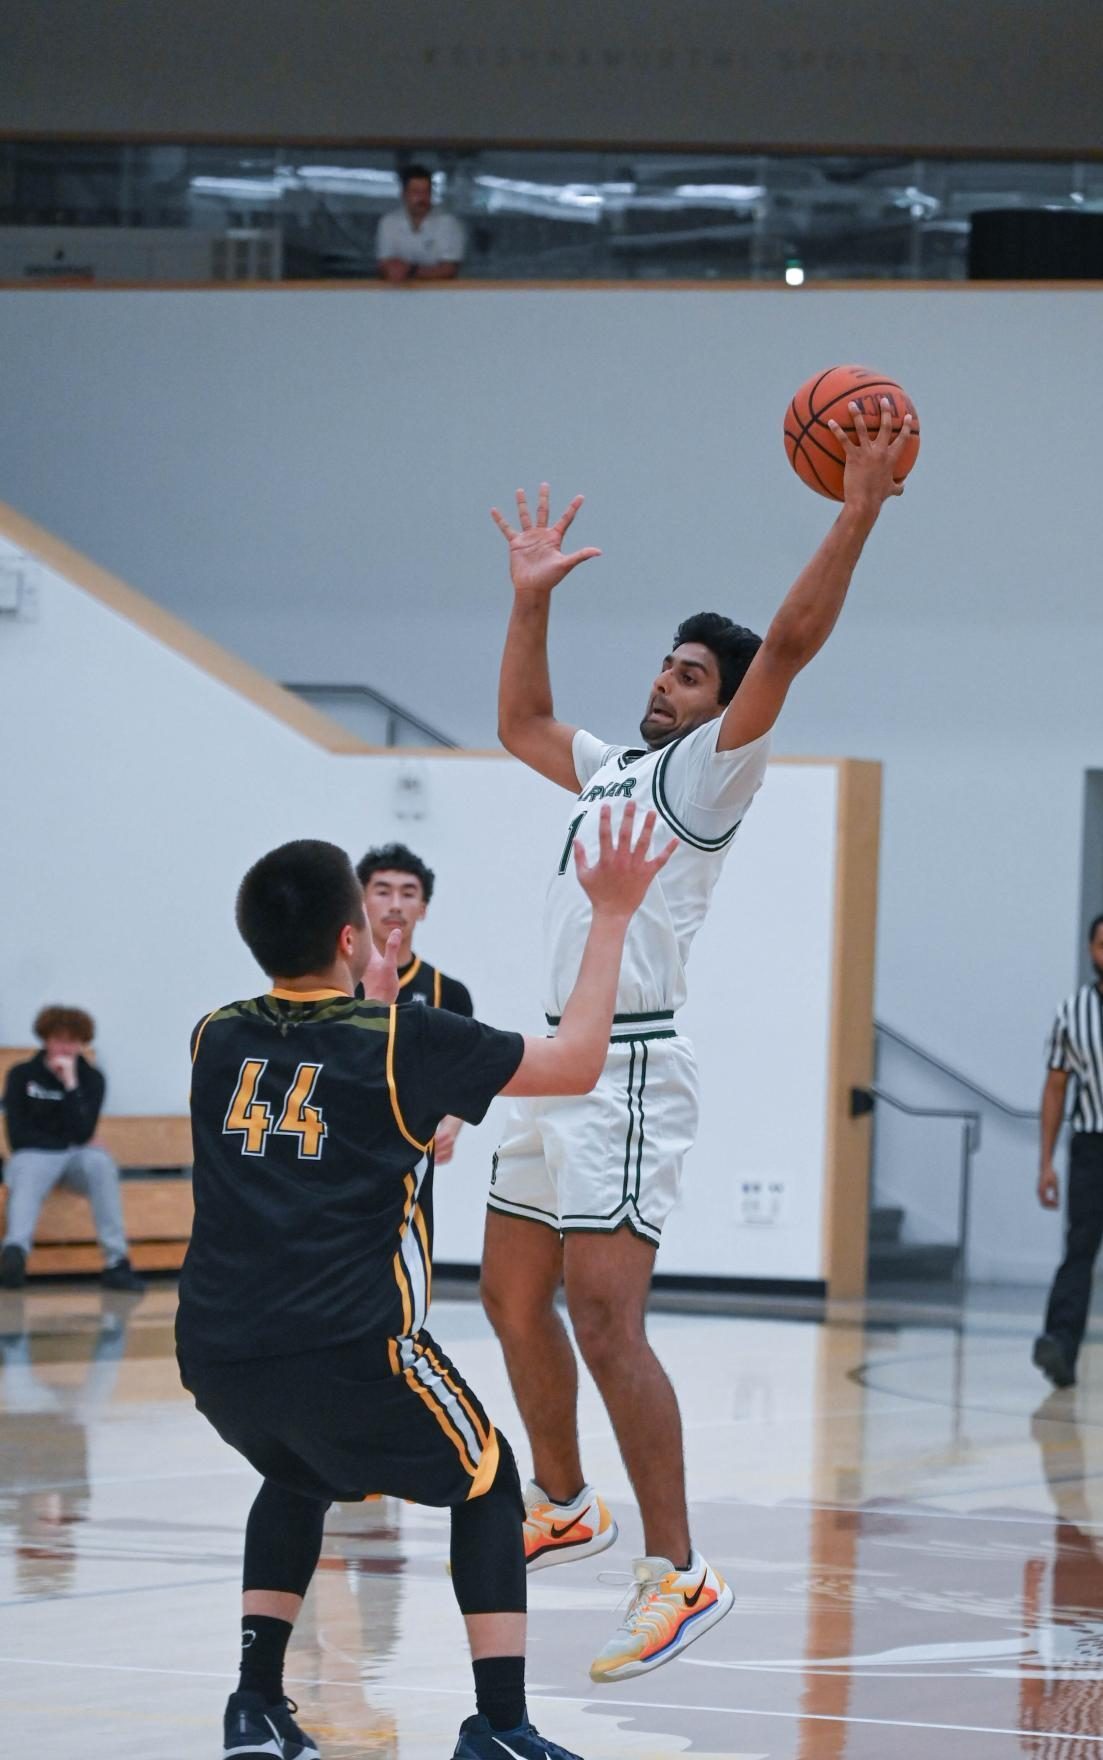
2;1145;129;1264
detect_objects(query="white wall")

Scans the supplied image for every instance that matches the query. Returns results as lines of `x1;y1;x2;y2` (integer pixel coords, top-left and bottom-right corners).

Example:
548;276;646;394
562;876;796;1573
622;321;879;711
0;542;848;1284
1;286;1099;1280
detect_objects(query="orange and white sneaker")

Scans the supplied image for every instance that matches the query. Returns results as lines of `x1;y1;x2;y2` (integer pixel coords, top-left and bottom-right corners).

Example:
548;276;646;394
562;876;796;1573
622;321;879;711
523;1480;618;1573
589;1549;733;1682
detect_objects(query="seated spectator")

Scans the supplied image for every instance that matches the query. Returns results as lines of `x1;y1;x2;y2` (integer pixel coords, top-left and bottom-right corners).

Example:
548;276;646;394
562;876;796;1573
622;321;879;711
376;163;465;283
0;1006;145;1291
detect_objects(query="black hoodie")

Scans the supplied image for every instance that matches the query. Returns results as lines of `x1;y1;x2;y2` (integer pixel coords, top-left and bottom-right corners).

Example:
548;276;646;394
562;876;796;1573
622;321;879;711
2;1051;105;1153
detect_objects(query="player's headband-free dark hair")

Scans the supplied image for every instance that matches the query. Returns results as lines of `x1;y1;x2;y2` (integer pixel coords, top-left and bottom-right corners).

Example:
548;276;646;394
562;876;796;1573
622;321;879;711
672;611;763;706
236;839;365;979
356;842;436;905
1090;912;1103;943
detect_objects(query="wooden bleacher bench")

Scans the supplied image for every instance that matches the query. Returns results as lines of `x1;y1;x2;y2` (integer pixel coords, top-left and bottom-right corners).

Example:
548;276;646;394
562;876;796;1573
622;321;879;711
0;1046;193;1274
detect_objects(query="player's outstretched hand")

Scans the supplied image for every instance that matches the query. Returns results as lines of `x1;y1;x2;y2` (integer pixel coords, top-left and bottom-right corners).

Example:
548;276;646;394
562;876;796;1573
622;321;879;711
490;481;602;595
574;802;678;918
827;397;913;510
361;927;403;1005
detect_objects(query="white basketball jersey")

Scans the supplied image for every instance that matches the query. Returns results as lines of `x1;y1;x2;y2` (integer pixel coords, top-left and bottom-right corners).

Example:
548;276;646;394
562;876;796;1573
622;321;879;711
542;720;770;1022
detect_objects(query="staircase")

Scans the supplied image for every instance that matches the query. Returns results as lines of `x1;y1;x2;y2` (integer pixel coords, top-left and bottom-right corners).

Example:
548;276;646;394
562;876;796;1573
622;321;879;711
867;1203;961;1286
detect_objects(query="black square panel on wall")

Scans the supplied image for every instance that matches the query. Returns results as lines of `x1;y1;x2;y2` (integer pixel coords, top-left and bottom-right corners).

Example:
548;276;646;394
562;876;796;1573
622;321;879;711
969;208;1103;278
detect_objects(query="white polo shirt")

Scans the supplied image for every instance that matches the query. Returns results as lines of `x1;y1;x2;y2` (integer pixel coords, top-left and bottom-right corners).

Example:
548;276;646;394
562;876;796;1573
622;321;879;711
375;207;466;267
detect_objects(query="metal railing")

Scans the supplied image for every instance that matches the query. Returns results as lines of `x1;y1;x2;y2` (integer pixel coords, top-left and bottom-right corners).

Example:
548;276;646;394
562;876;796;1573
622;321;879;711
852;1082;981;1296
283;681;458;749
875;1020;1038;1120
859;1023;1039;1296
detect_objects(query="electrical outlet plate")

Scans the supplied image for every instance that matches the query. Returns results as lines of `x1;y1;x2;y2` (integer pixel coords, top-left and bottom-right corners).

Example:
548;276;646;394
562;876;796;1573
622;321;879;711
736;1177;789;1227
0;564;21;613
0;561;38;620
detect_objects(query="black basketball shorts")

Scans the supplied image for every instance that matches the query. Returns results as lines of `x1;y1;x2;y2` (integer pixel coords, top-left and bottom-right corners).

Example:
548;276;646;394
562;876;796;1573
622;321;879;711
179;1328;499;1506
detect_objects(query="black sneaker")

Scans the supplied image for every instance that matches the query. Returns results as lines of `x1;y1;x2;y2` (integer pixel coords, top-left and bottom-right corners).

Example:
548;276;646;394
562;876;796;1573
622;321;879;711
268;1699;320;1760
1033;1333;1076;1389
0;1245;26;1289
452;1713;584;1760
101;1257;146;1293
223;1690;320;1758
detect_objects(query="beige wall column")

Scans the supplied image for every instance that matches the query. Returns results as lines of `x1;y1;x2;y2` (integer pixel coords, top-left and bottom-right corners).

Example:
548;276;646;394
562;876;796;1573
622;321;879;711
821;760;882;1301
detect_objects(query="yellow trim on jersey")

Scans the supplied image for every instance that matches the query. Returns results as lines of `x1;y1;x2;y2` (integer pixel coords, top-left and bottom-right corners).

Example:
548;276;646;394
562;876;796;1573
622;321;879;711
413;1203;433;1313
422;1339;489;1450
190;1010;217;1065
467;1426;500;1499
386;1005;430;1152
402;1352;478;1478
397;957;423;992
268;987;348;1001
432;968;442;1008
391;1173;417;1334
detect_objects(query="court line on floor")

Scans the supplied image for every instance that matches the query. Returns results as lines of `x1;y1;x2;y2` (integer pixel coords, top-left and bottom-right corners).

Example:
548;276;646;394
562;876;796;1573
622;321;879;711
682;1495;1103;1530
850;1346;1103;1427
0;1574;239;1610
0;1654;1098;1744
1;1464;252;1496
3;1485;1092;1539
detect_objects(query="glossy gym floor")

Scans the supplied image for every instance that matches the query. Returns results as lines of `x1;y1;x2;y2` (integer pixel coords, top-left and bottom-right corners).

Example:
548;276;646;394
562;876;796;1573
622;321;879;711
2;1281;1100;1758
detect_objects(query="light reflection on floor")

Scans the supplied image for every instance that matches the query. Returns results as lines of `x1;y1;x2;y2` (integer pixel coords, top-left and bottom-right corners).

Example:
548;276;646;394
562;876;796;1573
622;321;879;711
1;1282;1101;1758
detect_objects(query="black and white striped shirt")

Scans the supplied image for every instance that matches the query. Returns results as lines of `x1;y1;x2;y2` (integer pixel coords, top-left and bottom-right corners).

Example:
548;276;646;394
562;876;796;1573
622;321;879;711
1046;985;1103;1132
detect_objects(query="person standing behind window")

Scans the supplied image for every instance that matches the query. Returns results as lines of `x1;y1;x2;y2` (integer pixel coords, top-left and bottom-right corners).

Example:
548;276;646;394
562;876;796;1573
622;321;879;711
376;163;465;284
1033;914;1103;1389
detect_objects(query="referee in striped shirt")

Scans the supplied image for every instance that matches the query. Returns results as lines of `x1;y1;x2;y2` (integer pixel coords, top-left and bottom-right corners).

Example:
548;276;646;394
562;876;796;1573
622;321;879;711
1034;914;1103;1389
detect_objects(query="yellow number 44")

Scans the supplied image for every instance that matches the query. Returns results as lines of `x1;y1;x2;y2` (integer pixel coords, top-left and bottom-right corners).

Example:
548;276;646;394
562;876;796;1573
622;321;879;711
224;1059;327;1160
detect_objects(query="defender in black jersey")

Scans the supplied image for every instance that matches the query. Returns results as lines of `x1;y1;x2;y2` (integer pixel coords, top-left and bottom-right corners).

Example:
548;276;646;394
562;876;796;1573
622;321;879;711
357;840;474;1164
176;816;674;1760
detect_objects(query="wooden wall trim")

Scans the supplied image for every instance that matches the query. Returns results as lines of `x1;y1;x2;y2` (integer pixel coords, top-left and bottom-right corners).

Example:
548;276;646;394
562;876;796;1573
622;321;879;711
0;505;890;786
821;759;882;1300
0;499;378;754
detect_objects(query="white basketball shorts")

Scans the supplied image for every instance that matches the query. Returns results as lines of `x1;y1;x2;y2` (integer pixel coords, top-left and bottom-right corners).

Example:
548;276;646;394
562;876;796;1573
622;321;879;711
487;1033;699;1246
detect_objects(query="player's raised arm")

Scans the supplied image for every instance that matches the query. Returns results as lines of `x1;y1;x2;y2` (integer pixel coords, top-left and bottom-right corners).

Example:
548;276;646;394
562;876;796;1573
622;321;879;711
716;399;913;751
493;482;602;792
502;804;676;1096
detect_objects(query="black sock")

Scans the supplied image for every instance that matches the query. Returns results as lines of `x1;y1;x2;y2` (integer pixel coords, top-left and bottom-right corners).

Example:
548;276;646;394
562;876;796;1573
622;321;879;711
238;1614;292;1704
473;1655;526;1732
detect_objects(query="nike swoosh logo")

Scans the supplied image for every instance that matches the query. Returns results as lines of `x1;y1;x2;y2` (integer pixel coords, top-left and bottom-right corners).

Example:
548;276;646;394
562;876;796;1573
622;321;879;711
492;1740;528;1760
683;1569;710;1607
549;1515;587;1540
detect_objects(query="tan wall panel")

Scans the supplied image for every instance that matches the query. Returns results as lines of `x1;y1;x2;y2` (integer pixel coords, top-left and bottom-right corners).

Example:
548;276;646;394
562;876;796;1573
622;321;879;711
821;761;881;1301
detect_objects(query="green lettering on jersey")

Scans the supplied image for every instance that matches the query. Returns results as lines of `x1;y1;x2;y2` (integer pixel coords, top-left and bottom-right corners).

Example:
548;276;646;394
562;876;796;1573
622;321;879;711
578;777;638;803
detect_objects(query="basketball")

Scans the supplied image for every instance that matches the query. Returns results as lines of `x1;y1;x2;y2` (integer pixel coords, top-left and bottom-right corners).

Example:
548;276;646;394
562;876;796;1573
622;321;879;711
784;364;920;501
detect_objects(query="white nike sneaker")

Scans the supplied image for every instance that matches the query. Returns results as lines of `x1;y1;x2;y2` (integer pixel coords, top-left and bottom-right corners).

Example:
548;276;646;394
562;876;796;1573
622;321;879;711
589;1548;733;1682
522;1480;618;1573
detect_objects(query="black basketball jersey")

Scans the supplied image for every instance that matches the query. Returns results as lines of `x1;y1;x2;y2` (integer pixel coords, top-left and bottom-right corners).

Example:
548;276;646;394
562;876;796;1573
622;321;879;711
356;957;473;1016
398;956;473;1016
177;989;522;1366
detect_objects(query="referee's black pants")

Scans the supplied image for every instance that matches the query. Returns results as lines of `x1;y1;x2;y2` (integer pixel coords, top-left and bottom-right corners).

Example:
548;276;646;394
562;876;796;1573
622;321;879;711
1044;1133;1103;1366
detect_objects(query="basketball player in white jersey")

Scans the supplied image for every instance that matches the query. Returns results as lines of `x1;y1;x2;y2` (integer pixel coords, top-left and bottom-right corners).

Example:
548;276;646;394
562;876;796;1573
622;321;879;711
481;400;912;1684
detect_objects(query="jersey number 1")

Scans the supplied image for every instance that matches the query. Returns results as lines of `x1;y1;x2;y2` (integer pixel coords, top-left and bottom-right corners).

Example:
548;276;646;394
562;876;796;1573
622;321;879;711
558;813;586;875
224;1059;327;1159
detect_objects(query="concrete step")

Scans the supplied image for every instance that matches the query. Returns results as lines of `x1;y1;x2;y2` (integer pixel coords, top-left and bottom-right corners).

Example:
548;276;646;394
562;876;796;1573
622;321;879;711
868;1240;960;1284
869;1204;905;1244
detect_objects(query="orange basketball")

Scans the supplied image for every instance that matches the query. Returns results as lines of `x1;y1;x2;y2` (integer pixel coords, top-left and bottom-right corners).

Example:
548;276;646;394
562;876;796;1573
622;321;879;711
784;365;920;501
